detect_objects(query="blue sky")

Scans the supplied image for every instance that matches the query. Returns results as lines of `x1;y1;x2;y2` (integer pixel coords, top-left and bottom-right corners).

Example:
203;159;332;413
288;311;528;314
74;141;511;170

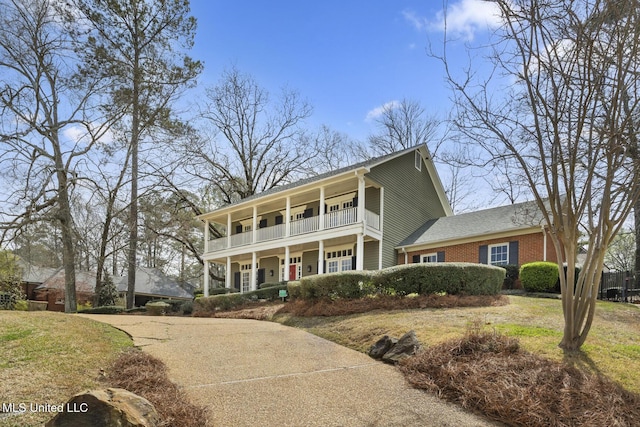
188;0;500;142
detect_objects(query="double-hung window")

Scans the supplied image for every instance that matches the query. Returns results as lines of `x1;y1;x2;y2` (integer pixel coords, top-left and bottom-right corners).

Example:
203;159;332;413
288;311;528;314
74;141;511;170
489;243;509;266
421;253;438;263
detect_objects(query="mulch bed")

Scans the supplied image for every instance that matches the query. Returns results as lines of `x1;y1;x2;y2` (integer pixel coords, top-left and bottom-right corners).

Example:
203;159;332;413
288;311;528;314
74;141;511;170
105;349;209;427
399;328;640;427
278;294;509;317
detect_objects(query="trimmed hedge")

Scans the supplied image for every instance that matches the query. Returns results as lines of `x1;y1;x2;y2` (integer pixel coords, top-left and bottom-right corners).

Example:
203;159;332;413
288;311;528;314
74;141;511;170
520;262;559;293
298;271;377;300
373;263;505;296
287;263;505;301
259;281;287;289
194;283;288;312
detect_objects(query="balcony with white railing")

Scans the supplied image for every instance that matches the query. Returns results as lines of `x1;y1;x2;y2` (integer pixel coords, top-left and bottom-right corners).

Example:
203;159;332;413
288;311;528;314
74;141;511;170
206;207;380;254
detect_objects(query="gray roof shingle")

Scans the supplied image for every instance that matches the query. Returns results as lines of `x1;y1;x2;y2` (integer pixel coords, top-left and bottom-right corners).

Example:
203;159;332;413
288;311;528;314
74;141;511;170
399;199;547;248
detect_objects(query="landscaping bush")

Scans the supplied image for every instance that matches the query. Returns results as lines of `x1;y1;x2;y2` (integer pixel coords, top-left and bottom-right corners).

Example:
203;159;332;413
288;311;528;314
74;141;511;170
373;263;505;296
180;300;194;315
501;264;520;290
259;281;287;289
298;271;377;300
209;287;234;295
287;281;302;299
194;284;288;313
147;299;185;313
146;301;171;316
520;262;559;293
78;305;125;314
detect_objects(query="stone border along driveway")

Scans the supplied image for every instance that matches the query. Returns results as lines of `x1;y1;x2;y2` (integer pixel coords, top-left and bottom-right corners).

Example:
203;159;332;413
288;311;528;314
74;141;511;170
80;315;505;427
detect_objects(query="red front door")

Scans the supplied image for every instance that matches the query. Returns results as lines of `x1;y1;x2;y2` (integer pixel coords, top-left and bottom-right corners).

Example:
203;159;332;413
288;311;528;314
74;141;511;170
289;264;297;280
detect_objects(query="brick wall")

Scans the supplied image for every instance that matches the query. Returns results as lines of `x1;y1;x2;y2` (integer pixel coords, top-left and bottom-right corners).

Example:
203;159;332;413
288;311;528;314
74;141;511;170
400;231;558;266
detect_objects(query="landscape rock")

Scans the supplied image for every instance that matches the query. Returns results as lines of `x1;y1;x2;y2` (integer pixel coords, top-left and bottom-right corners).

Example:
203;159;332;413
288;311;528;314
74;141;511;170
381;330;421;364
46;388;160;427
368;335;398;359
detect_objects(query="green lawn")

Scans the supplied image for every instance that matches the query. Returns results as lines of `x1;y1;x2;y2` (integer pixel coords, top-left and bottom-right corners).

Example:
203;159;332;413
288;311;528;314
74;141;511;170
0;312;132;427
274;295;640;393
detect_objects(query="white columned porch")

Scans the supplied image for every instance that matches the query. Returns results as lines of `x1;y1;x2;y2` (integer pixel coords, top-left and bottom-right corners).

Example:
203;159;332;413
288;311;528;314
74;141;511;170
357;173;365;222
285;196;291;237
204;220;210;253
284;246;290;281
203;260;210;297
252;206;257;244
225;257;231;289
356;233;364;270
318;240;324;274
319;186;325;231
226;214;232;249
251;252;257;291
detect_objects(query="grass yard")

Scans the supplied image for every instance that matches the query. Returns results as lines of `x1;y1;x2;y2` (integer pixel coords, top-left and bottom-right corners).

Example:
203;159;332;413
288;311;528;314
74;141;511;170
0;312;132;427
273;295;640;394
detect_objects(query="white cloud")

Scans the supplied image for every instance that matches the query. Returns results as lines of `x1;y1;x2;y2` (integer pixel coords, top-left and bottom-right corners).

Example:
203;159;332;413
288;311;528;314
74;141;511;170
365;100;400;122
405;0;502;41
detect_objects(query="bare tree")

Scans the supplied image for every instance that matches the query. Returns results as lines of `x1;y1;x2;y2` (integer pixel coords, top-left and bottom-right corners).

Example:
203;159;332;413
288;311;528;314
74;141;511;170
0;0;112;312
187;67;319;205
367;98;442;156
439;0;640;350
605;229;635;272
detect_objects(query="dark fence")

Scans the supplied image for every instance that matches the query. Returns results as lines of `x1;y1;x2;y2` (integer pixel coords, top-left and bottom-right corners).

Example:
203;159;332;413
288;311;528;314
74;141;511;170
598;271;640;302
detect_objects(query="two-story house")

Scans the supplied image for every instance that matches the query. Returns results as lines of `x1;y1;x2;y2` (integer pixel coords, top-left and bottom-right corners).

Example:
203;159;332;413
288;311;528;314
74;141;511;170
197;144;452;295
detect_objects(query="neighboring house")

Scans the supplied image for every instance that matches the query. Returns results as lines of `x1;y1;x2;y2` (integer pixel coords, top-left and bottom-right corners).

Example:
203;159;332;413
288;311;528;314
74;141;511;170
397;199;558;267
114;266;193;307
18;262;58;300
34;269;96;312
24;265;192;310
197;144;452;295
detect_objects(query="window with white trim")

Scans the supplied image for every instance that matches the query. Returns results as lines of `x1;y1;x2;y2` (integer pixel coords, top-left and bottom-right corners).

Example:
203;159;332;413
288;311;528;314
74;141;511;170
489;243;509;266
325;248;353;273
421;253;438;263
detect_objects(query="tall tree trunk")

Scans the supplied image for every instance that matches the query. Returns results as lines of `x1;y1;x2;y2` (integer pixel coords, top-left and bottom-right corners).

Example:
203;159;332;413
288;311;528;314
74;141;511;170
55;157;77;313
127;126;139;309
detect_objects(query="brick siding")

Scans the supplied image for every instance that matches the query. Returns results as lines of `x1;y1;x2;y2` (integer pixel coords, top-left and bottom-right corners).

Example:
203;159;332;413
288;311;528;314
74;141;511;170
400;231;558;266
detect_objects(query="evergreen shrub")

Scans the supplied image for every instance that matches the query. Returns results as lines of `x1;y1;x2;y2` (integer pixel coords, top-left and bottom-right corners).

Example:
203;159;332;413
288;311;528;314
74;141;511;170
520;262;559;293
372;263;505;296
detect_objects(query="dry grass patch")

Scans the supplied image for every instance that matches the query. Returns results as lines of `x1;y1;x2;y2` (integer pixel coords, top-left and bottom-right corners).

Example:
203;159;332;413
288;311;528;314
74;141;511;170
0;312;131;427
274;296;640;393
399;326;640;427
105;350;208;427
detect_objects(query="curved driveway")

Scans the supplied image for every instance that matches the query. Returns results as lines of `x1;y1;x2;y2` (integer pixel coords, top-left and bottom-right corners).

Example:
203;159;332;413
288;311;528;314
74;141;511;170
81;314;503;427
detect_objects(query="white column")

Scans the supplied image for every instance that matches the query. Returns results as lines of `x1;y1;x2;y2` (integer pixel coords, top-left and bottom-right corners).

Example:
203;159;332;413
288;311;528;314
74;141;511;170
357;174;365;222
378;240;383;270
356;233;364;270
318;240;324;274
225;257;232;289
252;206;258;244
285;196;291;237
203;260;210;297
319;186;325;230
284;246;290;281
204;220;210;253
251;252;257;291
226;213;232;249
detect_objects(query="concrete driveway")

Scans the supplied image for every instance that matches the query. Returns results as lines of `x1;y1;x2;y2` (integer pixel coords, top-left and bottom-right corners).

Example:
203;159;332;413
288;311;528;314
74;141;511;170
81;315;503;427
